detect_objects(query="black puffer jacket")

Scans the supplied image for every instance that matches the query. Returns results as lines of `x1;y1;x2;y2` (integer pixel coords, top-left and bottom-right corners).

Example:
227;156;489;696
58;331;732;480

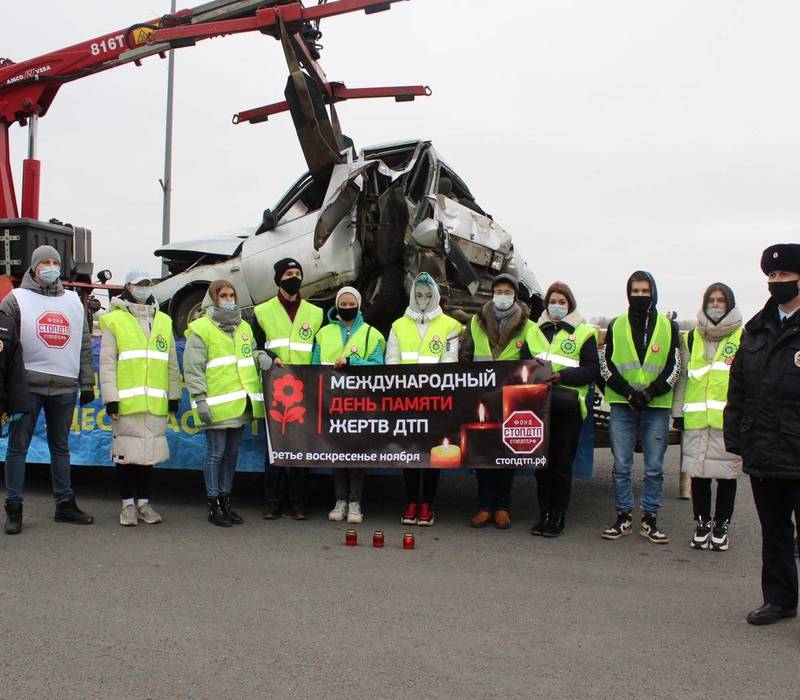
723;299;800;478
0;309;31;415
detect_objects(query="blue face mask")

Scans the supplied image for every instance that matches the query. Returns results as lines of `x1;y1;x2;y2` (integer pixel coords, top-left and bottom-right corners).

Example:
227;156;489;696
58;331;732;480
219;301;237;312
548;303;568;320
38;266;61;284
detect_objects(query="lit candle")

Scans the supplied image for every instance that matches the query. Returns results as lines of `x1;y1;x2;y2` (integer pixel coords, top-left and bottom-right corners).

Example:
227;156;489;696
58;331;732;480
430;437;462;468
502;365;549;419
459;403;502;467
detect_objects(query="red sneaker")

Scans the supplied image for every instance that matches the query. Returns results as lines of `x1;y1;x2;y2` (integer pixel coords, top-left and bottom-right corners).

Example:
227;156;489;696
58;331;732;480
401;502;418;525
418;502;435;526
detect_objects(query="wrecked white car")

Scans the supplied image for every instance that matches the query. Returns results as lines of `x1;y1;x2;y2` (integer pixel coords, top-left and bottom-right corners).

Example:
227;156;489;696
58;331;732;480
153;139;542;335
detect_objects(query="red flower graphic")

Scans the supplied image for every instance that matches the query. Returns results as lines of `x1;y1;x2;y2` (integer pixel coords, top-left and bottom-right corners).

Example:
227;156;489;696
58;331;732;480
270;374;306;434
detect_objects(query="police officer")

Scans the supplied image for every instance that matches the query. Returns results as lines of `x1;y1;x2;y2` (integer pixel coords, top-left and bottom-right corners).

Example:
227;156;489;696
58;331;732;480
725;243;800;626
255;258;323;520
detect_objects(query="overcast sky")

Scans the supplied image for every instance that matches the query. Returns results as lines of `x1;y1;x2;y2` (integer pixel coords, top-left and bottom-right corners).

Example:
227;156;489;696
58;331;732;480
5;1;798;319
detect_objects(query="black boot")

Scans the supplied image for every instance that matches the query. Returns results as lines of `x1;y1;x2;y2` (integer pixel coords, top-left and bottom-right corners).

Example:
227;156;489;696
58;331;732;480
4;501;22;535
220;493;243;525
530;511;551;537
543;510;565;538
54;498;94;524
208;497;233;527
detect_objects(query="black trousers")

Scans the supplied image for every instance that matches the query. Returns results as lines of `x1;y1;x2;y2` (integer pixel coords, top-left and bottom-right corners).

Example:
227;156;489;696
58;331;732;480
535;411;582;513
116;464;152;501
403;468;440;506
264;451;307;510
691;477;737;522
750;476;800;610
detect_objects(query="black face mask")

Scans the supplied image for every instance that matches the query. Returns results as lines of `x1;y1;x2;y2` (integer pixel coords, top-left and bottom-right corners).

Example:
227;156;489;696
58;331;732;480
629;296;651;314
279;277;302;296
337;307;358;322
769;280;799;305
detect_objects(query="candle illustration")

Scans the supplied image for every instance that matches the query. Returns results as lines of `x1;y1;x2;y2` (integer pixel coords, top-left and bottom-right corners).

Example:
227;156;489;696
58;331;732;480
460;403;502;467
502;365;549;420
430;437;462;468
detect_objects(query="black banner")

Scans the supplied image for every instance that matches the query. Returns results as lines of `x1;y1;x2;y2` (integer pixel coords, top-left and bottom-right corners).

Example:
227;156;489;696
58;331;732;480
265;361;551;469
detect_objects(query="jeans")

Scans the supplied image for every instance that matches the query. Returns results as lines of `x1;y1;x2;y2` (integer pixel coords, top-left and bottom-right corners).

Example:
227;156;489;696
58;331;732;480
203;427;244;498
609;404;670;514
476;469;514;511
333;468;365;502
4;392;75;505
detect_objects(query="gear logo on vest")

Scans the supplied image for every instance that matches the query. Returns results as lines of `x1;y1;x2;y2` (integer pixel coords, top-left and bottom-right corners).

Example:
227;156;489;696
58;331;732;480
428;335;443;354
723;341;738;359
155;335;168;353
298;323;313;340
36;311;71;349
241;343;252;358
560;338;576;354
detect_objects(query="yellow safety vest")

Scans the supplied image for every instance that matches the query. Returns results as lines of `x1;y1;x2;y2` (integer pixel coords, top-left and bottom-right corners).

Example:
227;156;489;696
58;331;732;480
683;327;742;430
603;314;674;408
315;321;385;365
391;314;460;364
526;322;597;420
99;307;173;416
254;297;322;365
186;315;265;422
469;315;532;361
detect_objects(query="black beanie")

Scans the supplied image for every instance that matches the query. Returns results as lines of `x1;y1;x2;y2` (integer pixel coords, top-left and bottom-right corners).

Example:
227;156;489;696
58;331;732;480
273;258;303;285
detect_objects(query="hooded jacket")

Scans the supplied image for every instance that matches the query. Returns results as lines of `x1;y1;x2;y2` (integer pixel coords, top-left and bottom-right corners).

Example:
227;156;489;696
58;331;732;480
724;298;800;478
99;294;182;465
0;270;94;396
673;301;743;479
385;273;459;364
600;271;681;401
311;307;385;366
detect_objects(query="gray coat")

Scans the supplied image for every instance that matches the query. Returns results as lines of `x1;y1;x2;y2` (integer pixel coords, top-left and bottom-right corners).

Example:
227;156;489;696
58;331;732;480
99;297;182;465
0;270;94;395
673;307;743;479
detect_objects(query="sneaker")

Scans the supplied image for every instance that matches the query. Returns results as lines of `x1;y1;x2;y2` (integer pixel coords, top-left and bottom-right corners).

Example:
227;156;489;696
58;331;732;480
640;513;669;544
401;502;418;525
690;516;711;550
711;519;730;552
601;511;632;540
347;502;363;524
136;502;163;525
120;504;138;527
418;502;435;526
328;500;348;522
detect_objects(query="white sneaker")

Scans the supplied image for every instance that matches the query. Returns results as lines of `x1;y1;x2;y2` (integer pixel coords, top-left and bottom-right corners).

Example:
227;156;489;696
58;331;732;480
137;502;163;524
347;502;363;524
328;499;348;522
120;504;138;527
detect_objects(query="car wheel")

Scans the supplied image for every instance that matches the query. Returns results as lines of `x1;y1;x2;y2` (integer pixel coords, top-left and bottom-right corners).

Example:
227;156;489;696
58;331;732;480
172;286;207;337
363;264;406;337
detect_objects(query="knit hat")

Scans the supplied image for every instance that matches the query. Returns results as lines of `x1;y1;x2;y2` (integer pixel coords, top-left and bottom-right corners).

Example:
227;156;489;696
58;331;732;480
208;279;237;303
273;257;303;284
124;269;152;285
491;273;519;292
544;280;577;313
335;286;361;308
761;244;800;275
31;245;61;271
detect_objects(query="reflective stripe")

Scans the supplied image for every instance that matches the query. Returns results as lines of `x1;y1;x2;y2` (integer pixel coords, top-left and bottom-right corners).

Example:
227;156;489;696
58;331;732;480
117;350;169;362
707;400;727;411
250;392;264;402
204;390;248;406
290;342;314;353
417;356;440;364
237;358;255;369
536;352;579;368
641;363;664;374
686;363;730;379
615;361;641;372
321;361;335;366
401;352;419;361
684;400;727;413
473;354;493;362
206;355;237;369
266;338;290;349
117;387;169;400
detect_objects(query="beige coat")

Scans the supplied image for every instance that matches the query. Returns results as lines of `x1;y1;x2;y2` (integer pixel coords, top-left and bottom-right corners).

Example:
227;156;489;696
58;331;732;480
99;297;182;465
672;307;743;479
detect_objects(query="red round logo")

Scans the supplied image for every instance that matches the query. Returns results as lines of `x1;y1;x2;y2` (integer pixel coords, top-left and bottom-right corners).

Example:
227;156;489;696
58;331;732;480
651;344;661;353
36;311;71;349
502;410;544;454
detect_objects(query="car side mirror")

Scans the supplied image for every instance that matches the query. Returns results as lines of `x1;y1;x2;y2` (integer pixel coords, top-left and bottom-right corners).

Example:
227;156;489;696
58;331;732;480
97;269;112;283
411;217;439;248
255;208;277;235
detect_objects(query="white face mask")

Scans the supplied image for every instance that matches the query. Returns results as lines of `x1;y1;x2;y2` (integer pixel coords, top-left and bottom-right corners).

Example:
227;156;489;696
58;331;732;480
706;306;726;322
492;293;515;311
131;285;151;303
548;303;568;320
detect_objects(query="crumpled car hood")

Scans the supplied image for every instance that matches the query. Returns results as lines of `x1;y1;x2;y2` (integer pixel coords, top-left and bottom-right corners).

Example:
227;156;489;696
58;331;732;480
155;230;253;258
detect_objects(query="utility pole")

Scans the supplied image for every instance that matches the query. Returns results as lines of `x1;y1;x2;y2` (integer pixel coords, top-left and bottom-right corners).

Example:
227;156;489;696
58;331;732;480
159;0;177;278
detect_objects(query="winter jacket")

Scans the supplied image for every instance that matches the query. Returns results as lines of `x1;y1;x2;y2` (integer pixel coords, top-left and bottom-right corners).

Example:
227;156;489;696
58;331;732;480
385;274;459;364
311;308;385;366
673;305;743;479
600;272;680;400
0;310;31;415
183;302;269;431
0;270;94;395
723;299;800;479
459;301;529;362
99;296;182;465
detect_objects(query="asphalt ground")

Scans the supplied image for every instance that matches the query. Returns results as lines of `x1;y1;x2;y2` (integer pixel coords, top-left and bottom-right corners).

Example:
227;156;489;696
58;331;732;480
0;447;797;699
